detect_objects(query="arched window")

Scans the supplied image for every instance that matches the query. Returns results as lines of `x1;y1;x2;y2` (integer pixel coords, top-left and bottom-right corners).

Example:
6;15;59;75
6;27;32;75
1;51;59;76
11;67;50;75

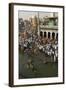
40;31;43;37
48;32;50;38
52;32;55;39
56;33;58;40
44;32;46;38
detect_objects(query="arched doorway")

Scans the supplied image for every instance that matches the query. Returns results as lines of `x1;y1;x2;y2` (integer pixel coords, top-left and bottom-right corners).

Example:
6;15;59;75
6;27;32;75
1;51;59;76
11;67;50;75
52;32;55;39
44;32;46;38
48;32;50;39
40;31;43;37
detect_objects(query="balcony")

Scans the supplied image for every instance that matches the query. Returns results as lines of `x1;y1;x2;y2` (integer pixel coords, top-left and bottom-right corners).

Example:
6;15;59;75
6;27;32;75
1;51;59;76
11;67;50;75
40;25;58;30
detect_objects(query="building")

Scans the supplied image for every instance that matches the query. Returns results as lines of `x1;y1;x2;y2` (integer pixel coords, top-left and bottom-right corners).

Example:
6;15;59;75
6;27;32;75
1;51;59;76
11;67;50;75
38;13;58;40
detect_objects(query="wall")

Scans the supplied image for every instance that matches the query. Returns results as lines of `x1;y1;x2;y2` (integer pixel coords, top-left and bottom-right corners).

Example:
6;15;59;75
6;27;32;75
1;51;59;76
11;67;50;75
0;0;66;90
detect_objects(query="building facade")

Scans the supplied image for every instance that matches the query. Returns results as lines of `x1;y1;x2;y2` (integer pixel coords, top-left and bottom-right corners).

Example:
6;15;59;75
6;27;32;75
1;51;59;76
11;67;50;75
38;14;58;40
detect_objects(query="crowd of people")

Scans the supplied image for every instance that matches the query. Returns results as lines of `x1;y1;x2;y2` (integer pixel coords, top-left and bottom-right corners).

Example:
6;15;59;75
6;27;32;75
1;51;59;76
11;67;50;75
19;32;58;63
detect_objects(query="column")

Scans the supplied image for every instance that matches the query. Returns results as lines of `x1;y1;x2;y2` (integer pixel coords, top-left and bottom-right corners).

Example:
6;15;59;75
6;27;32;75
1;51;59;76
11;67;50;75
46;31;48;39
55;32;56;40
50;32;51;39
